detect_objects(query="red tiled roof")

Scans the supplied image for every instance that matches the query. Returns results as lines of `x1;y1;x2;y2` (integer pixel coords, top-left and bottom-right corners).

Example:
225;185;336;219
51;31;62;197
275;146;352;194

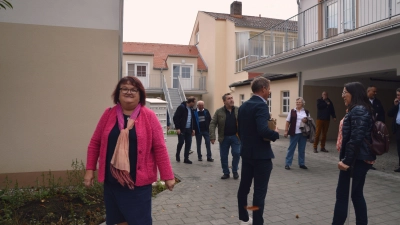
123;42;207;71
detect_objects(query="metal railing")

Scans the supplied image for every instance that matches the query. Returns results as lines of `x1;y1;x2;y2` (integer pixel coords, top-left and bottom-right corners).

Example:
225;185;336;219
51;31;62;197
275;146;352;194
161;73;173;119
177;76;187;102
248;0;400;64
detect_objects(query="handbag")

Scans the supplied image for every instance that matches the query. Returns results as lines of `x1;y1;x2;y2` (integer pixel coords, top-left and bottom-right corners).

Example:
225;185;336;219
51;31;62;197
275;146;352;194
263;118;276;141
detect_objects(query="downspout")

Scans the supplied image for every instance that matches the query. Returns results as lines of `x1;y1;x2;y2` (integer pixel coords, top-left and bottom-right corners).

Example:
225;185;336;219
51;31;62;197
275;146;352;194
298;72;302;97
118;0;124;80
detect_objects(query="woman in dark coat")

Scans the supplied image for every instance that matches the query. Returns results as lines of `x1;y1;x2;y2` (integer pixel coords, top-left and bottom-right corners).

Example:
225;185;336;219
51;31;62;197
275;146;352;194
332;82;376;225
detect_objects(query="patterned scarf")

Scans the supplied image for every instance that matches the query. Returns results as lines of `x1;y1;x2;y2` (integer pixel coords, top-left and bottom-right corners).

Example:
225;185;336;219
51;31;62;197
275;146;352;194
110;103;142;189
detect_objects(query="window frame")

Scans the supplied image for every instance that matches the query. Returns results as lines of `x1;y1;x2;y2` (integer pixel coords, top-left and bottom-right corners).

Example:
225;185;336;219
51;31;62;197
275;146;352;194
282;91;290;114
267;93;272;113
240;94;245;106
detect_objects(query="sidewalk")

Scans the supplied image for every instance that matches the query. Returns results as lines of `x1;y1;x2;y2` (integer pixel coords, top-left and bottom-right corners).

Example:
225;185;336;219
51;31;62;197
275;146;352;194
151;135;400;225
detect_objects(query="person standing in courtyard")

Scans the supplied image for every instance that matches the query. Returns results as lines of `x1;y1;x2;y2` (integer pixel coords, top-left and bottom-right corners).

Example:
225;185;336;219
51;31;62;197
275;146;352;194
387;88;400;172
284;97;310;170
237;77;279;225
173;96;196;164
210;93;240;179
332;82;375;224
313;91;336;153
84;76;175;225
193;100;214;162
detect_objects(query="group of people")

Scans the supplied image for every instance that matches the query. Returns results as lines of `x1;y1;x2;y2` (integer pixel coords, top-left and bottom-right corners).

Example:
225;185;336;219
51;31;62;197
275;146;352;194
82;75;400;225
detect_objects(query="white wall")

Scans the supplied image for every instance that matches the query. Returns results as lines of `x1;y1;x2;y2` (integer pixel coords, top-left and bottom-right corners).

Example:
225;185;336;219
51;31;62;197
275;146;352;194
0;0;121;30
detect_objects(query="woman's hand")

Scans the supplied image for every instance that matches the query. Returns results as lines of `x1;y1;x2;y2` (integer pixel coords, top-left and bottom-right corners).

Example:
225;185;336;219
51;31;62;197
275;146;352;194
338;161;350;171
83;170;94;187
165;179;175;191
284;131;288;138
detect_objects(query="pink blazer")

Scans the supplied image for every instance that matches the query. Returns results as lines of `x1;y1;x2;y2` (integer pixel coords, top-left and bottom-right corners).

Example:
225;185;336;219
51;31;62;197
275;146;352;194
86;106;174;186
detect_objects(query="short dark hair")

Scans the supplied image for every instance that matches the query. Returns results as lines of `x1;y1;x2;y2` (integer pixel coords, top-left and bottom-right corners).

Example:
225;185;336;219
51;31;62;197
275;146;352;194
187;96;196;103
367;85;376;91
112;76;146;105
222;93;231;101
251;77;270;93
344;82;372;112
396;88;400;93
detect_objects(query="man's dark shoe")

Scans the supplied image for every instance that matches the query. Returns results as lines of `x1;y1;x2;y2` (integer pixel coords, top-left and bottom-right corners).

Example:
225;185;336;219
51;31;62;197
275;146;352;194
370;166;377;170
300;165;308;169
198;158;203;161
285;165;290;170
176;156;180;162
394;167;400;172
313;148;318;153
183;159;192;164
221;174;230;179
207;158;214;162
233;172;239;180
320;148;329;153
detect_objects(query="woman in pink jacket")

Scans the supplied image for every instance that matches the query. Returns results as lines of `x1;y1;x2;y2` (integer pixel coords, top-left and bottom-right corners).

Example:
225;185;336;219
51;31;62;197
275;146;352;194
84;76;175;225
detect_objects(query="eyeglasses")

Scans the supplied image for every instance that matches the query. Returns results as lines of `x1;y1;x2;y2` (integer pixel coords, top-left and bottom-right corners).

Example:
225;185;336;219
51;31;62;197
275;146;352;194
120;88;138;94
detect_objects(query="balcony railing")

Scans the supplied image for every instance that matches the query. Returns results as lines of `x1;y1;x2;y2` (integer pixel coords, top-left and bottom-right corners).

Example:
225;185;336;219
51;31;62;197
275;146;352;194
248;0;400;64
124;73;207;91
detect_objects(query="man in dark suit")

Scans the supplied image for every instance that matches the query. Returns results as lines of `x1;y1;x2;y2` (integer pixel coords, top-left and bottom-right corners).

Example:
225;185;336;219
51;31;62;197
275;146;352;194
237;77;280;225
367;85;385;123
367;85;385;170
387;88;400;172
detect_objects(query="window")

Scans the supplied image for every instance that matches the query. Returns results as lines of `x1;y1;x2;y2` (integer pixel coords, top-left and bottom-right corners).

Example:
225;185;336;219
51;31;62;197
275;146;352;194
235;32;250;72
274;36;284;55
196;32;200;43
240;94;245;105
172;65;192;89
343;0;355;31
326;1;338;37
267;93;272;113
127;63;147;77
282;91;290;114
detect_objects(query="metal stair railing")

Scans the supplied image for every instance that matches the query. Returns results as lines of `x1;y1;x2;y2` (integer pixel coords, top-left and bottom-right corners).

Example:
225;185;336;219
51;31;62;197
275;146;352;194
177;76;187;102
161;74;174;128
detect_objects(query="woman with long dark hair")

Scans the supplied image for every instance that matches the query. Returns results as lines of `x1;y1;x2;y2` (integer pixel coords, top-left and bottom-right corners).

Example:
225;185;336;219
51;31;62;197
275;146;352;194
332;82;375;225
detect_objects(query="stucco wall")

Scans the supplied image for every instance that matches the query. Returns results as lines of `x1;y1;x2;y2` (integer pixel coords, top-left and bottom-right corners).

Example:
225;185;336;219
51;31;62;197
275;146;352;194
0;0;120;177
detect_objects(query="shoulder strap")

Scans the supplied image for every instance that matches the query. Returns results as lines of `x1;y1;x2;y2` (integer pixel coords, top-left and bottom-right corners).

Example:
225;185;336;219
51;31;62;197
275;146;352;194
305;110;309;117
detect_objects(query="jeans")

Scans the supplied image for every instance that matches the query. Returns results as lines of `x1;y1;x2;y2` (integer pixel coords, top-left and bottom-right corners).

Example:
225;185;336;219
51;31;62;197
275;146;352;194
176;128;193;160
285;133;307;166
195;131;212;159
332;160;372;225
237;158;272;225
314;119;330;149
219;135;240;175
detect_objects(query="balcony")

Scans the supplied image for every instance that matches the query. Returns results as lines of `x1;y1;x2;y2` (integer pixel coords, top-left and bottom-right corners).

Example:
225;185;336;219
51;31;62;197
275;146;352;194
247;0;400;68
134;73;207;94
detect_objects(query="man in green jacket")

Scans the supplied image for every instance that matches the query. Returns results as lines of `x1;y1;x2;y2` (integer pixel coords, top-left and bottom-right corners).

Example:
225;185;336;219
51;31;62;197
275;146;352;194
210;93;240;179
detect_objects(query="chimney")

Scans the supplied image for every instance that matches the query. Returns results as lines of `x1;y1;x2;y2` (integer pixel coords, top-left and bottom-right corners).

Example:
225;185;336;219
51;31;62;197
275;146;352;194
230;1;242;16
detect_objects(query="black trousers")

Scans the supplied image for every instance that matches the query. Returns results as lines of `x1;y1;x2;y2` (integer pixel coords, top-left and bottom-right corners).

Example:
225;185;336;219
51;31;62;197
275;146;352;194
237;158;272;225
176;128;193;160
396;125;400;166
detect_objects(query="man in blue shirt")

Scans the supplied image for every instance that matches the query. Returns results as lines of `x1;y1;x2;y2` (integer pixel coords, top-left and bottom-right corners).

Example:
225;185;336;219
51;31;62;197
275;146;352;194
387;88;400;172
173;96;196;164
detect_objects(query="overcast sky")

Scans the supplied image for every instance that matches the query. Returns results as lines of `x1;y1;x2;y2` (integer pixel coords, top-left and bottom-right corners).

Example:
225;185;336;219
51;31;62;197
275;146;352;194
123;0;298;45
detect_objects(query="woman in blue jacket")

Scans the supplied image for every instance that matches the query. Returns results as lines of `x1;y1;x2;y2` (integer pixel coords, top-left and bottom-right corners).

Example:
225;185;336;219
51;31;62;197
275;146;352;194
332;82;375;225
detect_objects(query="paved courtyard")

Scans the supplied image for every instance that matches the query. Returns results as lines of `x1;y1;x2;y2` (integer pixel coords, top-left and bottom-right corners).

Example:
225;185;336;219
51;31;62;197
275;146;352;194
151;135;400;225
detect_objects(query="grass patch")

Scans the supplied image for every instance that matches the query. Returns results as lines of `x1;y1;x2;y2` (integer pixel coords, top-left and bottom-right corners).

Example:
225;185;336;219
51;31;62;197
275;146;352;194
0;159;179;224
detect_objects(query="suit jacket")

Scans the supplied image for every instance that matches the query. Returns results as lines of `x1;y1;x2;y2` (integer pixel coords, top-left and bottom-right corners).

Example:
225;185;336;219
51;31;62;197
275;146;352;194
387;104;399;134
370;98;385;123
238;95;279;159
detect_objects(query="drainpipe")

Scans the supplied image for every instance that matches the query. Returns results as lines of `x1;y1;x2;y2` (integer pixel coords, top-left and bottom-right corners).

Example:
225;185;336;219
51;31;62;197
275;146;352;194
118;0;124;80
298;72;302;97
